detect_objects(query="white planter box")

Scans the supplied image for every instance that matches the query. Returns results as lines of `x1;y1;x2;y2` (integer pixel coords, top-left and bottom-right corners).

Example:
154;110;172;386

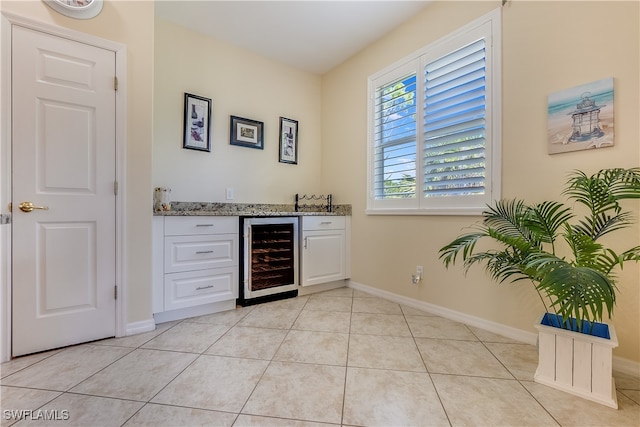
534;314;618;409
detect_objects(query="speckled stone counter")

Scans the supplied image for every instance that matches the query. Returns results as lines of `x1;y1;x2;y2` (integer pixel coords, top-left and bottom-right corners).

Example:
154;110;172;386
153;202;351;217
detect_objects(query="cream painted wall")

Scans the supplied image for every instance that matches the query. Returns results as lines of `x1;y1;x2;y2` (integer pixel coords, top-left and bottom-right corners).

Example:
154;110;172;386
153;18;323;204
322;1;640;363
0;0;154;324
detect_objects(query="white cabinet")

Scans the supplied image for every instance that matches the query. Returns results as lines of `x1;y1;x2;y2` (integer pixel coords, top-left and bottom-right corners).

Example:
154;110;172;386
300;216;350;286
153;216;238;318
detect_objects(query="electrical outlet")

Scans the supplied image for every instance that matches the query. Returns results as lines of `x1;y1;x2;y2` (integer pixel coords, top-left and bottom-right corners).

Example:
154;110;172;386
412;266;424;285
226;187;234;200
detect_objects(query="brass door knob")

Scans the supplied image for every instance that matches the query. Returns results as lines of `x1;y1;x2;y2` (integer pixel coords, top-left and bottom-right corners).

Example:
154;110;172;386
18;202;49;213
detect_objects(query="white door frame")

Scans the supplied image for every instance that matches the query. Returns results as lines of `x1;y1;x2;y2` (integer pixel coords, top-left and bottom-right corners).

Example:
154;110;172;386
0;11;128;362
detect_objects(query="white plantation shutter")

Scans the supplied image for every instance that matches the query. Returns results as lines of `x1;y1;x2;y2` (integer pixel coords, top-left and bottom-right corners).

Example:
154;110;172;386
423;39;487;198
373;71;417;200
367;9;500;215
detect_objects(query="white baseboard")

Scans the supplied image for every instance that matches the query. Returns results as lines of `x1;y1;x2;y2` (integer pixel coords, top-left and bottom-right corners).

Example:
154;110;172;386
347;280;640;377
124;318;156;336
298;280;347;296
153;299;236;324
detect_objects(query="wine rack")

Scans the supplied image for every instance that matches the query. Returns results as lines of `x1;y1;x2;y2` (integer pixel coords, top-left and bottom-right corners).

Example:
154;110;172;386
249;223;296;292
294;193;333;212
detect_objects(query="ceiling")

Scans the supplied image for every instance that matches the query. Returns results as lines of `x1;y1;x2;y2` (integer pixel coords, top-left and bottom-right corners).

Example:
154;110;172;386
155;1;432;75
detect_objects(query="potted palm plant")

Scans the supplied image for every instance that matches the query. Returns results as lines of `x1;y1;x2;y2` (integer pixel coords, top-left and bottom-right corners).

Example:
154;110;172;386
439;167;640;408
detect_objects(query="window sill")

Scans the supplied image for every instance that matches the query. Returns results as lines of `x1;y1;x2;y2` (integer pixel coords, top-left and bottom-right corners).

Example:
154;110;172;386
365;207;484;216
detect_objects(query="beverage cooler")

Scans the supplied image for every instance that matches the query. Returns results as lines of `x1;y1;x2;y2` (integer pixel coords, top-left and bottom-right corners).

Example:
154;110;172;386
239;217;299;306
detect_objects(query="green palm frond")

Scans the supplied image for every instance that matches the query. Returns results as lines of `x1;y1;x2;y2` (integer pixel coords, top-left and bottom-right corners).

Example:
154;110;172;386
565;168;640;239
526;255;616;331
439;167;640;334
525;201;573;249
483;199;535;243
438;231;486;269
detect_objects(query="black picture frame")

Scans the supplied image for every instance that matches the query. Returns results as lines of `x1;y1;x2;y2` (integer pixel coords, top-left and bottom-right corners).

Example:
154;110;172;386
183;93;211;152
279;117;298;164
229;115;264;149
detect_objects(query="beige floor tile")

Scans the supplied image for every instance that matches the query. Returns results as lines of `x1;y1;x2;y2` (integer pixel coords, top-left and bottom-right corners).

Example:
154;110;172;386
70;348;197;401
274;330;348;366
484;341;539;380
619;389;640;405
352;297;402;314
152;355;268;413
261;296;309;311
343;367;448;427
0;386;61;427
348;334;426;372
205;326;287;359
123;403;237;427
304;296;352;312
93;321;181;349
1;345;132;391
431;374;558;426
242;361;345;424
400;304;436;316
416;338;513;378
237;306;302;329
405;315;477;340
468;325;524;344
15;393;143;426
186;306;255;325
0;349;62;379
614;370;640;390
350;313;411;336
292;309;351;333
233;414;336;426
352;289;375;298
524;380;640;426
141;322;229;353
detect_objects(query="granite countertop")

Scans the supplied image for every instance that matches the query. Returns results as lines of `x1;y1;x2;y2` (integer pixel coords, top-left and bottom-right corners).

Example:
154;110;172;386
154;202;351;217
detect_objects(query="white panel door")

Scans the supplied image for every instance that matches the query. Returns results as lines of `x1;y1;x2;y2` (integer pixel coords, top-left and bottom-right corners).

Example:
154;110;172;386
11;25;116;356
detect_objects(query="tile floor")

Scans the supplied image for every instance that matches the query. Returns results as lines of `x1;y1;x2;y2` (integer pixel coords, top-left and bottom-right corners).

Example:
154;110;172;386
1;287;639;427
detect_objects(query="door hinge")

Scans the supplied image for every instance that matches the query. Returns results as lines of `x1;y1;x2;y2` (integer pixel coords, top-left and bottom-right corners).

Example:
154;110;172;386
114;76;118;91
114;181;118;196
114;285;118;299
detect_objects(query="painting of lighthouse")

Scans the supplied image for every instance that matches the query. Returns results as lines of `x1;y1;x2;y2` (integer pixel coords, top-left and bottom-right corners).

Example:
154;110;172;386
547;77;614;154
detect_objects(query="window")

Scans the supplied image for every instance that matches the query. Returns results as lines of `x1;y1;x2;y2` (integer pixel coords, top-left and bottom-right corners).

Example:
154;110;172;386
367;9;501;215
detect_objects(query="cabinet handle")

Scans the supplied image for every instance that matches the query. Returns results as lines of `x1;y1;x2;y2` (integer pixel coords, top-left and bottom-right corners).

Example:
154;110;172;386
320;221;332;225
195;250;214;254
195;224;214;227
304;236;308;249
196;285;214;290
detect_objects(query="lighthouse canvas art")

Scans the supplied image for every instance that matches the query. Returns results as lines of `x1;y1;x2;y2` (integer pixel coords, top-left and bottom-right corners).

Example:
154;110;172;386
547;77;614;154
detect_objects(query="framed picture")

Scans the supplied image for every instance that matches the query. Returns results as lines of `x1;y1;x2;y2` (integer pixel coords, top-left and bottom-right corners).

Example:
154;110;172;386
183;93;211;152
279;117;298;164
547;77;614;154
230;115;264;149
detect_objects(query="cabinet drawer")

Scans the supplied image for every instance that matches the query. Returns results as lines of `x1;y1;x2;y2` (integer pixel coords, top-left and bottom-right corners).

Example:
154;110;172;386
165;216;238;236
165;234;238;273
164;267;237;311
302;216;345;231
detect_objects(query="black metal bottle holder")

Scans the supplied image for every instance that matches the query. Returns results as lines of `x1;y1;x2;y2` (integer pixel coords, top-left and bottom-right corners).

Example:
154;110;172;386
294;193;333;212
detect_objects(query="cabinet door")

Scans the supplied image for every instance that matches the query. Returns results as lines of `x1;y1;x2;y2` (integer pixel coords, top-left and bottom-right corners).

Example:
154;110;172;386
301;229;346;286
